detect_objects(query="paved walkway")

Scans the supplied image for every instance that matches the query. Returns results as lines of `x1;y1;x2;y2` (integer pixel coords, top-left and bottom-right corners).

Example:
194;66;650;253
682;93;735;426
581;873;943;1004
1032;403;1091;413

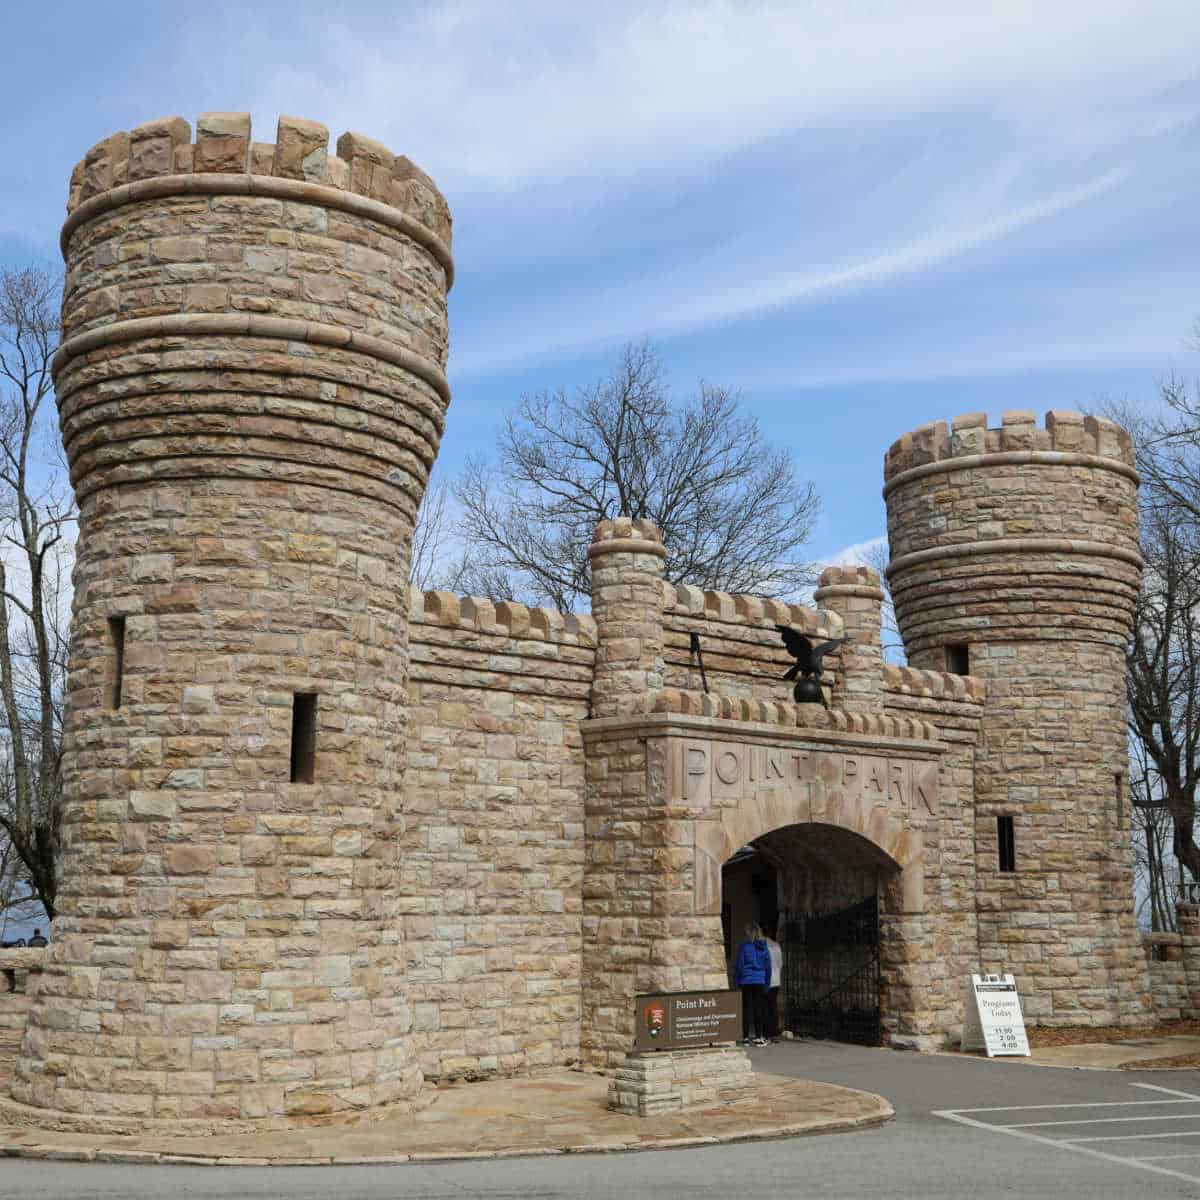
1024;1035;1200;1070
3;1034;1195;1166
0;1068;891;1166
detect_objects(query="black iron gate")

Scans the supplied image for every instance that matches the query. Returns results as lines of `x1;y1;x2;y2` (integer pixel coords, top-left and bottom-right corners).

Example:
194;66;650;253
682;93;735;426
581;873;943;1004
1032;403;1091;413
782;894;881;1045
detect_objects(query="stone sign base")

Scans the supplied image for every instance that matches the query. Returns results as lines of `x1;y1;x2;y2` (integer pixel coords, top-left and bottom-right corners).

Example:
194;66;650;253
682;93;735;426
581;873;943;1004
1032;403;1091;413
607;1046;753;1117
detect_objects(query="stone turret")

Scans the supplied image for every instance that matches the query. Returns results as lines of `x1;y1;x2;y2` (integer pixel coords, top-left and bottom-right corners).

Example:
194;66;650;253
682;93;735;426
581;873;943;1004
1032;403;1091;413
813;565;885;716
883;409;1150;1025
588;518;667;717
10;113;452;1130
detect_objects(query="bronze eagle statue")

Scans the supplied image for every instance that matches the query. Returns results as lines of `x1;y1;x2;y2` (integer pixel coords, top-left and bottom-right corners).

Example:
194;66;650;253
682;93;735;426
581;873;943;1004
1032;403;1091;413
776;625;851;704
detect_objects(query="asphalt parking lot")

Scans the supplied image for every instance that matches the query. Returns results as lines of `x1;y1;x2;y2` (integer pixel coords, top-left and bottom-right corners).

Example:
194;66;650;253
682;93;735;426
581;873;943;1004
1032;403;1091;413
6;1040;1200;1198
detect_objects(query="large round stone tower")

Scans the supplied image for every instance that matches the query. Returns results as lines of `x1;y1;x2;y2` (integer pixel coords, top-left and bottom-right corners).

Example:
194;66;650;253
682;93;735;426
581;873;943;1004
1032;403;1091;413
884;410;1149;1025
10;113;452;1129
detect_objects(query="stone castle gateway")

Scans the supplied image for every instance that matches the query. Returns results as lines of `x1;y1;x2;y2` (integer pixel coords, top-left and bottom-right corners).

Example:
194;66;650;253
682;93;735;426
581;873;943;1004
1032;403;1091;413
0;112;1160;1132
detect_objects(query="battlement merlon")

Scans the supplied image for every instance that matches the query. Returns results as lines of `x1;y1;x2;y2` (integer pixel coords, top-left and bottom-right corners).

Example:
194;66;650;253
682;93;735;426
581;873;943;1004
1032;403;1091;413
65;114;453;284
882;409;1137;490
882;662;985;705
410;586;598;647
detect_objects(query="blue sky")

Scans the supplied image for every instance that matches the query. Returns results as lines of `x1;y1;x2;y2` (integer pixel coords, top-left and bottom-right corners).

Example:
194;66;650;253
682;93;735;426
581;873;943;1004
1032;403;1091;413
3;0;1200;569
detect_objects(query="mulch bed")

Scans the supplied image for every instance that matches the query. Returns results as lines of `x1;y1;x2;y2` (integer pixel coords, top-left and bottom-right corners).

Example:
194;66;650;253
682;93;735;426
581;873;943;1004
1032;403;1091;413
1027;1019;1200;1048
1119;1052;1200;1070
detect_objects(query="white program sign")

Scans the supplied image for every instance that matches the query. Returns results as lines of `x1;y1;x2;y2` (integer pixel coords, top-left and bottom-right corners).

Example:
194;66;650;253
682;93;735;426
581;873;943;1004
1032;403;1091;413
961;973;1030;1057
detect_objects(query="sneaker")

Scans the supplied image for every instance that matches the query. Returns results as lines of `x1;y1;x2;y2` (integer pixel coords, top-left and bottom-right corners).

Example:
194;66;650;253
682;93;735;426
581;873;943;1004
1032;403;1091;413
754;1037;768;1046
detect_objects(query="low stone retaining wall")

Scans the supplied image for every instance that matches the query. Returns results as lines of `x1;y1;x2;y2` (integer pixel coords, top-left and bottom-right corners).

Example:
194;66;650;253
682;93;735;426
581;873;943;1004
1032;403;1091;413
1143;932;1187;1021
0;949;44;1054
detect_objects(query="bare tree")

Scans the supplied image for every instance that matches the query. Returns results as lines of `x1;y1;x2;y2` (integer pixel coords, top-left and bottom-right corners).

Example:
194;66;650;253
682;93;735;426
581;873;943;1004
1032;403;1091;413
1125;503;1200;890
861;540;905;664
453;342;820;611
0;265;71;921
409;470;470;593
0;831;42;943
1107;391;1200;894
1124;364;1200;527
1129;728;1178;931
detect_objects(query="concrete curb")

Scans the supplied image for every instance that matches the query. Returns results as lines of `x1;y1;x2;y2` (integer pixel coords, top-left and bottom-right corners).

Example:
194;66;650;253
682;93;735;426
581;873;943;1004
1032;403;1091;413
0;1101;893;1167
935;1038;1200;1074
933;1050;1125;1073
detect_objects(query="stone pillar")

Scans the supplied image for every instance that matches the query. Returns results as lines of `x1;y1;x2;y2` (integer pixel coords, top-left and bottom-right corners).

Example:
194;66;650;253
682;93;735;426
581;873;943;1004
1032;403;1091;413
607;1045;753;1116
1178;902;1200;1020
582;519;732;1071
813;566;885;716
588;518;666;717
10;113;453;1131
884;409;1150;1026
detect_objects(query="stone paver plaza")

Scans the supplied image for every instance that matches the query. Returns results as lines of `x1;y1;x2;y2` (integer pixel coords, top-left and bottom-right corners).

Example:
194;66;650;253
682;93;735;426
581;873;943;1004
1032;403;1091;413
0;110;1190;1144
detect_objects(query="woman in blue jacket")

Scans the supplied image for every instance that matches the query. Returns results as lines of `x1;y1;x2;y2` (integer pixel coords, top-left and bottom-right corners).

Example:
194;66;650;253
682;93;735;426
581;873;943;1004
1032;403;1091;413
733;924;772;1045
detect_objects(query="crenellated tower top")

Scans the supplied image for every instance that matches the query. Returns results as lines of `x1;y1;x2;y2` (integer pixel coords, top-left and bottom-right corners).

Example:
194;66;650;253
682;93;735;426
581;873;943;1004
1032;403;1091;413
65;113;453;283
883;409;1135;491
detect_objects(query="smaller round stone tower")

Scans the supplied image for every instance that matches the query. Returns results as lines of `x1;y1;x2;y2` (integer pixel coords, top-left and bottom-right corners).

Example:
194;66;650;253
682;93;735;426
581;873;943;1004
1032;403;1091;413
883;410;1150;1025
10;113;453;1131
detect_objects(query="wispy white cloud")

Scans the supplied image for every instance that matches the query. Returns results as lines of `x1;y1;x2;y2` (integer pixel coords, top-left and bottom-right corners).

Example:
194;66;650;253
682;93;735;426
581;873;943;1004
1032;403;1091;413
823;535;887;570
239;1;1198;194
448;168;1131;376
6;0;1200;391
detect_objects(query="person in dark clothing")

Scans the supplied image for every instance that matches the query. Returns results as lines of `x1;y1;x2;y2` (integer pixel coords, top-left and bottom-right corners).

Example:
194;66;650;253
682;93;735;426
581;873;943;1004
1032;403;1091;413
733;924;771;1045
27;929;47;947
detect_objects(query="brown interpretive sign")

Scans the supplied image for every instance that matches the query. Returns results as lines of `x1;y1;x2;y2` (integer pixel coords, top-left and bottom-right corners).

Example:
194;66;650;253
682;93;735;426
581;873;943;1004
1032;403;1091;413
633;989;742;1052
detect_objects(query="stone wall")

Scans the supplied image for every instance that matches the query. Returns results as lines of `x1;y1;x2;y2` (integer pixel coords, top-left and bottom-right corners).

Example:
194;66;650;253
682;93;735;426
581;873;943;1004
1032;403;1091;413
1142;933;1187;1022
400;589;594;1079
0;951;44;1058
0;992;31;1059
883;665;983;1039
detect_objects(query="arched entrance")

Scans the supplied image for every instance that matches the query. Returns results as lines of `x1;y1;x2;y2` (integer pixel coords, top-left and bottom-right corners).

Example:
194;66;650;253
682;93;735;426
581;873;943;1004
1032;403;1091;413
580;731;942;1068
719;823;904;1047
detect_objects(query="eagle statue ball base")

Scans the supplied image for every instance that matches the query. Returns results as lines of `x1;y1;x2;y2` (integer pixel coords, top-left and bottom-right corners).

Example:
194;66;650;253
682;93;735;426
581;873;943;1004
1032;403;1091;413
792;676;826;705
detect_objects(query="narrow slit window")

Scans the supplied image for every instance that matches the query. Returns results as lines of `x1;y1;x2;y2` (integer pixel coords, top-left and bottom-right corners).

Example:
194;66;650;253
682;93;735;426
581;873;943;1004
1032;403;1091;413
1115;771;1124;819
997;815;1016;873
107;616;126;709
945;642;970;675
290;693;318;783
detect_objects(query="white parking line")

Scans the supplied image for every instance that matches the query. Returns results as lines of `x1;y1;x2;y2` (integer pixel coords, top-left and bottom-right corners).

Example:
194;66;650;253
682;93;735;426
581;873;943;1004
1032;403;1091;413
948;1098;1197;1114
1011;1113;1200;1129
934;1082;1200;1188
1066;1131;1200;1144
1135;1083;1200;1101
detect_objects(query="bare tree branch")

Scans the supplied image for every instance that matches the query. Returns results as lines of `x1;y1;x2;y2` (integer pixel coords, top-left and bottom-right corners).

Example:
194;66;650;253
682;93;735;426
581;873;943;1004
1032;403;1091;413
861;540;905;664
1105;391;1200;903
409;469;471;593
451;342;820;610
0;264;69;922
